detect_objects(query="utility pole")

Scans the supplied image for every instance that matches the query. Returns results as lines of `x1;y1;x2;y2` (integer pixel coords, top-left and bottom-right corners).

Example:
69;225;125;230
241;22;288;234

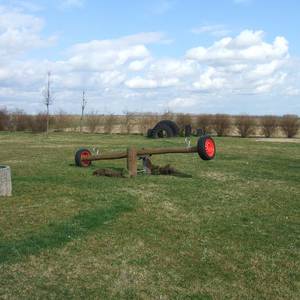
43;71;53;136
80;90;87;132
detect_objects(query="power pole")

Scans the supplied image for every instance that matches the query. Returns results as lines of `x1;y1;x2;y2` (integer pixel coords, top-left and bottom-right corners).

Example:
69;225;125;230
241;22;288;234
43;71;53;136
80;90;87;132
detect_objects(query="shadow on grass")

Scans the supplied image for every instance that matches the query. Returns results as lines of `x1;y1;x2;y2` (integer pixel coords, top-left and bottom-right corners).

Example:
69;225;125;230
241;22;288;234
0;202;134;265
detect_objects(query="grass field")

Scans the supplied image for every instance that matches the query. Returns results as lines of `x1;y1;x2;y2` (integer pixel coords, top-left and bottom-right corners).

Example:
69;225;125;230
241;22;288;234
0;132;299;299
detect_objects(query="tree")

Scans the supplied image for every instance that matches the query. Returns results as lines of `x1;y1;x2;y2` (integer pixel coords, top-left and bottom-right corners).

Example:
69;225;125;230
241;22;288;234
43;71;53;135
235;115;256;138
260;115;278;138
212;114;231;137
80;90;87;132
280;115;299;138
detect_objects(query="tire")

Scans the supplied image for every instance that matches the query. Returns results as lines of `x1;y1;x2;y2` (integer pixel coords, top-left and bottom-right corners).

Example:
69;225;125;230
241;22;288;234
184;125;192;137
197;135;216;160
75;148;92;167
157;120;180;136
151;123;174;138
196;128;204;136
147;129;154;138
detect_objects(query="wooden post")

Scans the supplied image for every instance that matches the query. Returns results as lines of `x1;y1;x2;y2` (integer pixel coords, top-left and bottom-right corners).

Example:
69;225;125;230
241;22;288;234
127;147;137;177
0;166;12;197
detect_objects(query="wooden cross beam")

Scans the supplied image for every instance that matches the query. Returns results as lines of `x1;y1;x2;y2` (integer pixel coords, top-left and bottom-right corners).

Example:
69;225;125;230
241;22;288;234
75;135;216;177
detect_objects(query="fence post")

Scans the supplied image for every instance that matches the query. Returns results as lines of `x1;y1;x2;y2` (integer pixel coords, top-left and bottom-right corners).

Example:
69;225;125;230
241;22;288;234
0;166;12;197
127;147;137;177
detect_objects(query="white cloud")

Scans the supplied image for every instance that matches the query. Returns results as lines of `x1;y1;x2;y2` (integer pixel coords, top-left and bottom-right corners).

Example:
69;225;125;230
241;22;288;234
191;25;231;37
0;5;298;114
125;77;158;89
193;67;226;91
186;30;289;63
166;97;198;109
0;5;56;59
128;59;151;71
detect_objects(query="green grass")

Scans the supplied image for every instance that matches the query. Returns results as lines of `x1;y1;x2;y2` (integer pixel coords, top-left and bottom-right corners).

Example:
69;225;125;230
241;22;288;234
0;132;299;299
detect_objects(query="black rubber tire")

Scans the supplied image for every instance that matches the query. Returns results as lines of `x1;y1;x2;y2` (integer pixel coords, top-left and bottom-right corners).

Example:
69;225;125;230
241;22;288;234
197;135;216;160
151;123;174;138
157;120;180;136
196;128;204;136
147;129;154;138
152;120;179;137
184;125;192;137
75;148;92;167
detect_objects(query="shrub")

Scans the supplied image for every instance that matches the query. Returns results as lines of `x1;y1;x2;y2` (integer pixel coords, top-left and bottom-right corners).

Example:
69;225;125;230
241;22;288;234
235;115;256;138
137;115;149;135
176;113;192;135
11;109;31;131
28;113;47;133
260;115;279;138
104;114;116;134
176;113;192;127
0;107;10;131
86;111;101;133
196;114;213;134
139;113;159;134
161;110;176;121
52;110;72;131
280;114;299;138
212;114;231;136
122;111;135;134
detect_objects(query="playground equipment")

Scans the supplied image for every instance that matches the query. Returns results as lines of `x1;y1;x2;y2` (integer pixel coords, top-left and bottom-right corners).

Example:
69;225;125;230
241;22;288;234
75;135;216;177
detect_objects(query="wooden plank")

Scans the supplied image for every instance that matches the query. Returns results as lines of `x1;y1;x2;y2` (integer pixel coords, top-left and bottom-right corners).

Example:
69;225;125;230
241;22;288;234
86;146;198;162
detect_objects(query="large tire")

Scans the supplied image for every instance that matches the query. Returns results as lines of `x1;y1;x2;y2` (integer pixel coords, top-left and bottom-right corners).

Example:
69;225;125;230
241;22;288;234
151;123;174;138
75;148;92;167
153;120;179;137
197;135;216;160
147;129;154;138
156;120;179;136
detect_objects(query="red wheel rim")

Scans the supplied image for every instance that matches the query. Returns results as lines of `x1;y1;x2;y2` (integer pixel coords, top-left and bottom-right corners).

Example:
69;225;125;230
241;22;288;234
80;150;91;167
205;138;215;158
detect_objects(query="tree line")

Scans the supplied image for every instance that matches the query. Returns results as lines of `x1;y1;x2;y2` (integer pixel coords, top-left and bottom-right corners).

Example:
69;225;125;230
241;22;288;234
0;108;299;138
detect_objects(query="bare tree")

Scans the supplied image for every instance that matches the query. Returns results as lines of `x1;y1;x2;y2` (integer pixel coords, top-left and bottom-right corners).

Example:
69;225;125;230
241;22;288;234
43;71;53;135
123;111;135;134
235;115;256;138
196;114;213;134
212;114;232;137
104;114;116;134
80;90;87;132
86;111;101;133
260;115;278;137
280;114;299;138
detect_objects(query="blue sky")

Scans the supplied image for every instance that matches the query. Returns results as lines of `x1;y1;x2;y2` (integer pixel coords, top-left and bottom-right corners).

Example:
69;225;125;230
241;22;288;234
0;0;299;114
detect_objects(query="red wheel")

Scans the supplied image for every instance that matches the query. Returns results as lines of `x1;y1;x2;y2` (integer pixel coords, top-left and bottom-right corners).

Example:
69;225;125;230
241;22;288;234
197;135;216;160
75;148;92;167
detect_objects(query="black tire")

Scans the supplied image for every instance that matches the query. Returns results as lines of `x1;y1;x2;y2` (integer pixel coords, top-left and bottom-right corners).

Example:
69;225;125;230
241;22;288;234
152;120;179;137
75;148;92;167
157;120;180;136
197;135;216;160
151;123;174;138
196;128;204;136
147;129;154;138
184;125;192;137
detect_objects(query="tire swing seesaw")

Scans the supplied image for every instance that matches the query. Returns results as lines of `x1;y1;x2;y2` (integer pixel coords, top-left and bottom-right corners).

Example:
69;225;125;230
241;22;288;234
74;135;216;177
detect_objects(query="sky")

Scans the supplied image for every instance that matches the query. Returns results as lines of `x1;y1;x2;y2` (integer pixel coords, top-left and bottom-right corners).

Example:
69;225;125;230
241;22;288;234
0;0;300;115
